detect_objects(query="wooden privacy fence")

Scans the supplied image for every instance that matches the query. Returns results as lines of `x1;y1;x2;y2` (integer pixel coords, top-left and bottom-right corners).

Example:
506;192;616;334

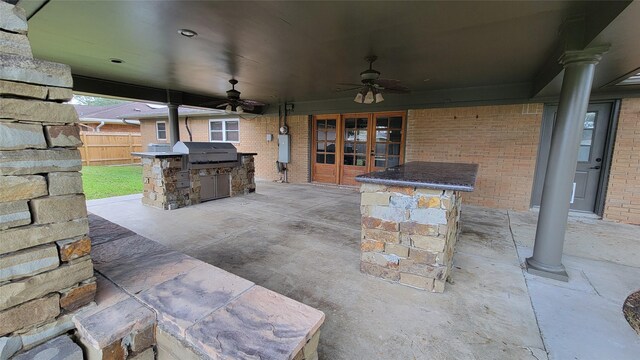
79;132;143;166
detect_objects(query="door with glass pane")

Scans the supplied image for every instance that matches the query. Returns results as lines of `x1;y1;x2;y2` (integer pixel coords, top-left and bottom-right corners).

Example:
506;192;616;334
312;115;339;183
340;114;371;186
371;113;405;171
532;103;612;213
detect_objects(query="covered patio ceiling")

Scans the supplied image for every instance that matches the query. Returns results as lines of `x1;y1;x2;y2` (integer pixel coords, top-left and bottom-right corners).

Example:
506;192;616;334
16;0;640;112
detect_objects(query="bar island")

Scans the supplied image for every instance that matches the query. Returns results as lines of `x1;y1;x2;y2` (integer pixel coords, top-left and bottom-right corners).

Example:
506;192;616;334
355;161;478;292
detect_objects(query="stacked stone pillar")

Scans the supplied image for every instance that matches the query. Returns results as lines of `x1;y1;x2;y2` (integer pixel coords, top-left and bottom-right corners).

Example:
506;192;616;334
359;184;461;292
0;2;95;358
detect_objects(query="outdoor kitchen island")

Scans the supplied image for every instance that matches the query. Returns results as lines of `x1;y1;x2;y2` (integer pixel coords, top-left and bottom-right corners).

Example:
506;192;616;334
356;161;478;292
133;142;256;210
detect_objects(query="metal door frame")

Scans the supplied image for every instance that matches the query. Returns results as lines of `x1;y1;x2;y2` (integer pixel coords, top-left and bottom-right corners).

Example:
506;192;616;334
530;100;620;216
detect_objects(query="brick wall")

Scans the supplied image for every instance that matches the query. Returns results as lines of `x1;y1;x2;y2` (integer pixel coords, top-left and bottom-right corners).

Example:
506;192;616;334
405;104;543;210
603;98;640;224
234;115;310;183
139;115;310;183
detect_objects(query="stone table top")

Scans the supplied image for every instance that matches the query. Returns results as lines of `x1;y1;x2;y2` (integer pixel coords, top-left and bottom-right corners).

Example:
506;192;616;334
356;161;479;191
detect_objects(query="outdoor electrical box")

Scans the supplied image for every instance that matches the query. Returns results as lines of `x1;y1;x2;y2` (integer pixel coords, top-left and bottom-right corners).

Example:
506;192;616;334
278;134;290;163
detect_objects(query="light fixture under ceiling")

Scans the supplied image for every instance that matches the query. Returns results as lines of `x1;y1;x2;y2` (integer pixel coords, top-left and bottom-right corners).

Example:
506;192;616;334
354;86;384;104
342;56;409;104
178;29;198;38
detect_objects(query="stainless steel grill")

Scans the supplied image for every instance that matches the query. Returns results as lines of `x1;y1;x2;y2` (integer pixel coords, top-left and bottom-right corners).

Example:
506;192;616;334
172;141;236;200
172;141;238;163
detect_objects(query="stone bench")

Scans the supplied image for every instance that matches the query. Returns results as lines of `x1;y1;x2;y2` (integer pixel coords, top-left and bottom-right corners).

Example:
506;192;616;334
78;214;324;360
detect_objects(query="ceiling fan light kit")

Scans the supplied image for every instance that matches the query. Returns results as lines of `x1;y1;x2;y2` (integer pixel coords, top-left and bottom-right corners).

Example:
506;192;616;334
364;89;375;104
344;55;409;105
215;79;265;114
353;87;384;104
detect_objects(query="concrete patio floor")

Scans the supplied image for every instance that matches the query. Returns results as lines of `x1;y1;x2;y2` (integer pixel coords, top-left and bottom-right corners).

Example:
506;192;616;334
86;181;640;360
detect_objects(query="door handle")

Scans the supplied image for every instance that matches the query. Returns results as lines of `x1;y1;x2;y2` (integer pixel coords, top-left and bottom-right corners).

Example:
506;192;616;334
590;166;601;170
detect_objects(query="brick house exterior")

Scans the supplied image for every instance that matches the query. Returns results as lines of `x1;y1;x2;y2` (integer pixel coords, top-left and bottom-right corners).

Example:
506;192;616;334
140;115;310;184
604;98;640;224
138;98;640;226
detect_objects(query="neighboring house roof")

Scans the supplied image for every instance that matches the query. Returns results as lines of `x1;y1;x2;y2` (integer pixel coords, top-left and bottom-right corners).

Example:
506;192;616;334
119;106;225;120
73;102;161;124
74;102;225;122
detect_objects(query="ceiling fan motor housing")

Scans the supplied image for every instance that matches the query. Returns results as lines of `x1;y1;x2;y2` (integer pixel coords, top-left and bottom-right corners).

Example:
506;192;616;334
360;68;380;81
226;89;241;100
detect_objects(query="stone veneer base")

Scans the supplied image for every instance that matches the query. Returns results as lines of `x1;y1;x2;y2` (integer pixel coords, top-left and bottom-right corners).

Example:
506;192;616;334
359;183;462;293
140;154;255;210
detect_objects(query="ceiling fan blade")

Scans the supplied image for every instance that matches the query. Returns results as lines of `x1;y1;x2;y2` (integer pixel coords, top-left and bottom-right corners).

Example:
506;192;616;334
199;99;228;107
378;87;411;94
337;82;364;87
240;99;265;107
335;86;363;92
216;102;230;108
237;102;255;111
374;78;410;93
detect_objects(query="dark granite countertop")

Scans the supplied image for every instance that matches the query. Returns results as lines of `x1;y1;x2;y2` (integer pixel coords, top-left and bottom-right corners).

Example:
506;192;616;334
355;161;479;192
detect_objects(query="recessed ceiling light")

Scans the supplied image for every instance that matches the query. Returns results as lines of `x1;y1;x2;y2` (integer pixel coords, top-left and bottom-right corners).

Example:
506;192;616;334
178;29;198;38
109;58;124;64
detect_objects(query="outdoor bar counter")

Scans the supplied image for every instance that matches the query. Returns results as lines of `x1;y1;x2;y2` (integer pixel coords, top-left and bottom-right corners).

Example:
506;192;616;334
132;152;256;210
355;161;478;292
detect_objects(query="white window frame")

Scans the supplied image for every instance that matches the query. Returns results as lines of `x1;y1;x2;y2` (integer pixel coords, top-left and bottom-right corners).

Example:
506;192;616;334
209;118;240;143
156;121;167;140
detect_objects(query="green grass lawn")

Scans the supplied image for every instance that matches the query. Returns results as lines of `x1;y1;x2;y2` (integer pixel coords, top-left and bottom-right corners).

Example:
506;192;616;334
81;165;143;200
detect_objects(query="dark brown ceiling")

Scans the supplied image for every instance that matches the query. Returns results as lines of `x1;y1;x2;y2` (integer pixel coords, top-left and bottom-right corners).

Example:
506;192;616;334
19;0;640;109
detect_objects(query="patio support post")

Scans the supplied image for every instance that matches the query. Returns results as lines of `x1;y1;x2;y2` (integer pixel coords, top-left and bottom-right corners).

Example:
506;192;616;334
168;103;180;147
526;46;608;281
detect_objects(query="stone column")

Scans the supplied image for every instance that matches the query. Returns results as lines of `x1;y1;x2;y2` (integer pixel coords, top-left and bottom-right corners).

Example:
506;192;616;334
526;47;608;281
0;3;94;356
168;103;180;147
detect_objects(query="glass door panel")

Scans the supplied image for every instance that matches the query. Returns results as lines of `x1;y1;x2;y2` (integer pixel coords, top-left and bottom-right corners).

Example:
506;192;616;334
312;116;339;183
372;114;404;171
340;115;371;185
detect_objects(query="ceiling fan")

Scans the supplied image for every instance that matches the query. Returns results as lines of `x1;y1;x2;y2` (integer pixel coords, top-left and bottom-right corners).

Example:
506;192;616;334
337;56;410;104
215;79;265;114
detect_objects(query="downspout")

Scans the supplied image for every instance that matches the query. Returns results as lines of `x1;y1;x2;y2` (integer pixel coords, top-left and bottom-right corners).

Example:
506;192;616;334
96;121;105;132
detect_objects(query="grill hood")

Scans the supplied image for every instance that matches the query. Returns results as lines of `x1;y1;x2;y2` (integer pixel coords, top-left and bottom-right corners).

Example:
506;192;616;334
173;141;238;163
